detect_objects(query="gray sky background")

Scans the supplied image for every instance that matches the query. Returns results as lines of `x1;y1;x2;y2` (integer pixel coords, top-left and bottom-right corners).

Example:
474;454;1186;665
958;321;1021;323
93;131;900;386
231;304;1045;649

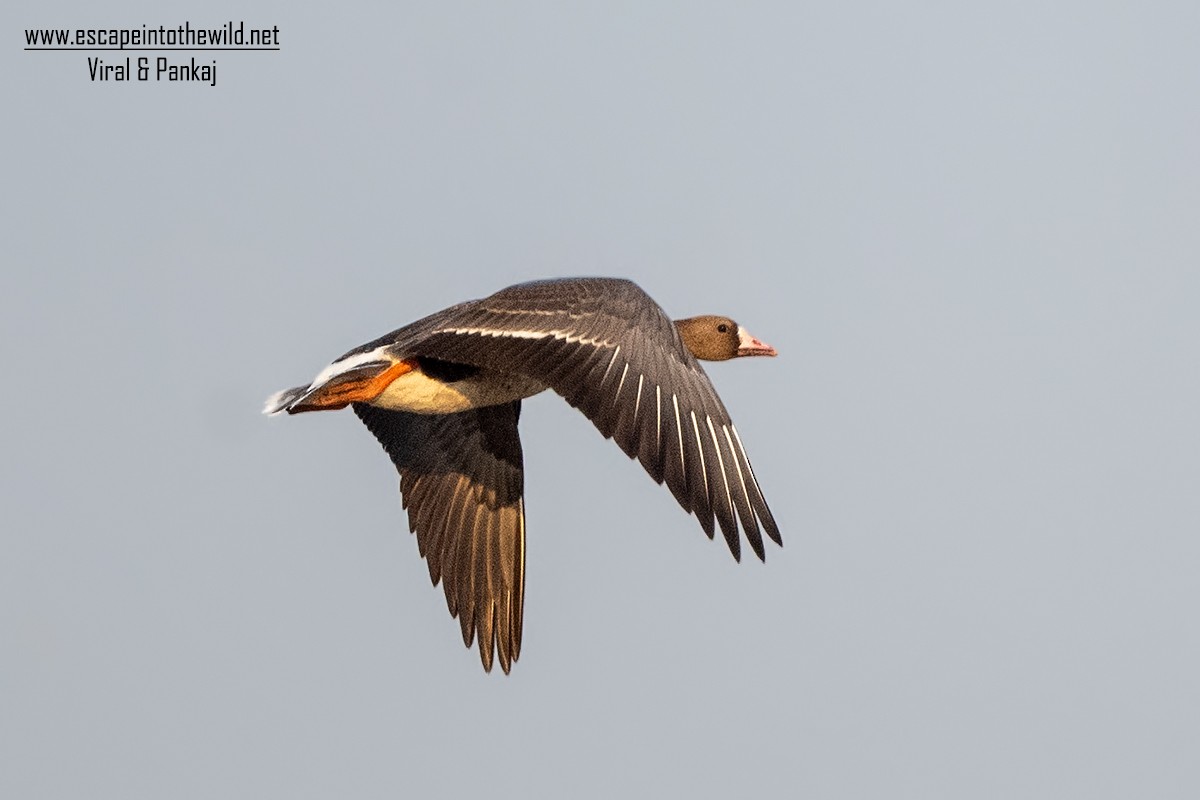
4;2;1198;798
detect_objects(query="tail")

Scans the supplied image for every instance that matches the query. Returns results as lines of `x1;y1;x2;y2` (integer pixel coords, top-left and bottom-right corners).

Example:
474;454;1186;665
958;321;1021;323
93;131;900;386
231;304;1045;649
263;349;416;417
263;385;310;416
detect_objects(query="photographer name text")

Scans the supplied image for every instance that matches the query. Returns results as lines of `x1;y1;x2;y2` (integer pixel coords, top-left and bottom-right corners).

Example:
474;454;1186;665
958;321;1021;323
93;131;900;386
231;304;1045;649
89;56;218;87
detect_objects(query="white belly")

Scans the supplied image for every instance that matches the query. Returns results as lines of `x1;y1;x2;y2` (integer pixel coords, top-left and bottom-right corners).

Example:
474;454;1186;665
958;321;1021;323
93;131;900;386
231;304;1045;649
372;368;547;414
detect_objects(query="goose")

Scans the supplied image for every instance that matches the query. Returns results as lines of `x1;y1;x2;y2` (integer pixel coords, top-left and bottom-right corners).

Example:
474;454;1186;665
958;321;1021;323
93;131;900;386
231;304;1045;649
264;277;780;673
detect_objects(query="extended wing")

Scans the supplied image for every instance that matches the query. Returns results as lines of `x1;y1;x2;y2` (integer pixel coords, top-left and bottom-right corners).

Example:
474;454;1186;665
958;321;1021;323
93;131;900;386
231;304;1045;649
400;278;781;561
354;401;526;673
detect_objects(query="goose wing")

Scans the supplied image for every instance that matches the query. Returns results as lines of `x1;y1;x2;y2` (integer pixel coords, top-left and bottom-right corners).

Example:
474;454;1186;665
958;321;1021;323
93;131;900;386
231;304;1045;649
403;277;781;561
353;401;526;673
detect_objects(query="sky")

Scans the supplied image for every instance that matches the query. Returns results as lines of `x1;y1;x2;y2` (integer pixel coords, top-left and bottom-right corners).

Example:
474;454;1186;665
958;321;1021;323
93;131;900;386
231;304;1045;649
4;2;1199;798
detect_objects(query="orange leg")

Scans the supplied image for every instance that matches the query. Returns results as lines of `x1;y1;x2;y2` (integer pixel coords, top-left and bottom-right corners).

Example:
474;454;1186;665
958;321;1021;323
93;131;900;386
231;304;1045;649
289;360;415;413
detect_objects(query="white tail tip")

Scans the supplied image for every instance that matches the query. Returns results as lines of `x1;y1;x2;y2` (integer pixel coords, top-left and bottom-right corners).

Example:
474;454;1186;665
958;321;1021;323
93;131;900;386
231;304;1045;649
263;386;307;416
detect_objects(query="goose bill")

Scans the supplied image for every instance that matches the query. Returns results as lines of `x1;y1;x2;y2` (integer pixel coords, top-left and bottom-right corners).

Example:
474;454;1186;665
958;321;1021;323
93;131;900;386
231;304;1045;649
736;327;777;357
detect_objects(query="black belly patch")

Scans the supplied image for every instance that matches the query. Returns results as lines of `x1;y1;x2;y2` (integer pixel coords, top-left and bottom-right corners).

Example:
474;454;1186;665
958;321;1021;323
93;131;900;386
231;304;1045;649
416;357;481;383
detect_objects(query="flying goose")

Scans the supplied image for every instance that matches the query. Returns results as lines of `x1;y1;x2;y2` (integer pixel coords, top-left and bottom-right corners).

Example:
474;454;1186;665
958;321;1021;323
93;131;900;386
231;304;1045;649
265;277;780;672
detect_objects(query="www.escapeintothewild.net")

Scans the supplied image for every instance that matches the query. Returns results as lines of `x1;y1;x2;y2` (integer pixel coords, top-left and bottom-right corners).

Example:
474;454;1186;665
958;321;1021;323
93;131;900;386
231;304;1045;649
24;21;280;88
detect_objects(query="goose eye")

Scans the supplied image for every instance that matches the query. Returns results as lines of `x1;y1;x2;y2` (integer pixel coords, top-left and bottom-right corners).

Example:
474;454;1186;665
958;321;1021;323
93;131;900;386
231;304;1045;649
717;323;729;333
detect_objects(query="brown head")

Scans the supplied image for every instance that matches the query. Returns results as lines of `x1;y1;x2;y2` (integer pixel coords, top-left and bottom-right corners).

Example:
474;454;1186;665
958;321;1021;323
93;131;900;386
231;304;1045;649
674;315;778;361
